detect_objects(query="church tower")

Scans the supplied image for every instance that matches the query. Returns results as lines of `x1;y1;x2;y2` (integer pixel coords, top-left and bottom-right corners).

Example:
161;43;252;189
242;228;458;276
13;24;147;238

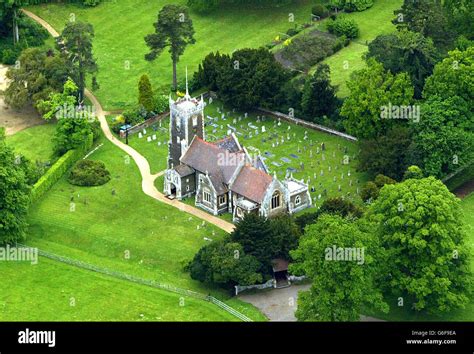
167;68;205;169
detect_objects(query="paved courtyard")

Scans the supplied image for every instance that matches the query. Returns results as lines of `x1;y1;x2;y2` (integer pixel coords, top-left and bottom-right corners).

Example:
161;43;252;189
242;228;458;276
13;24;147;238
238;284;311;321
239;284;386;322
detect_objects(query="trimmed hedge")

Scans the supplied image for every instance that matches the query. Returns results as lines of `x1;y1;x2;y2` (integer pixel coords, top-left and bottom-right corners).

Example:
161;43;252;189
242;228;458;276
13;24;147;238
31;133;93;204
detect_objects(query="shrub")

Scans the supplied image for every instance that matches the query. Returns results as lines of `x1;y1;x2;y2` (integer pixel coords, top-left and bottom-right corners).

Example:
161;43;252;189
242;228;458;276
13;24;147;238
327;16;359;39
154;94;169;114
122;105;148;126
286;27;299;37
311;4;327;18
374;174;397;188
138;74;154;112
403;165;424;180
68;159;111;187
361;181;379;202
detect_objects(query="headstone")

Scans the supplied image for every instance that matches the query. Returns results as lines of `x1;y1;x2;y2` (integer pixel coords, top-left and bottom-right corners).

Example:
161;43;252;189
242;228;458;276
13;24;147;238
147;136;152;143
152;134;157;140
138;132;143;139
143;129;147;135
262;126;266;133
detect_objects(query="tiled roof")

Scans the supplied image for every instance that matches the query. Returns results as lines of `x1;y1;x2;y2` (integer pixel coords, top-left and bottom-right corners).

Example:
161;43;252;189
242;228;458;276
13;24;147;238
174;164;195;177
214;134;241;153
181;137;243;194
230;164;273;203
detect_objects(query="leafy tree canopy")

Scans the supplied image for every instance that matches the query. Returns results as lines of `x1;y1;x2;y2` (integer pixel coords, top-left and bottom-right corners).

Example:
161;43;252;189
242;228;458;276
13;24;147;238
368;177;472;313
341;59;414;140
290;214;388;321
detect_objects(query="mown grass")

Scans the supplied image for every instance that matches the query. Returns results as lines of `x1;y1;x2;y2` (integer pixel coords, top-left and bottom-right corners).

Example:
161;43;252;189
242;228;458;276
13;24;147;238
204;99;366;205
119;98;367;208
23;135;266;321
321;0;403;96
28;0;316;110
0;258;238;321
5;123;56;162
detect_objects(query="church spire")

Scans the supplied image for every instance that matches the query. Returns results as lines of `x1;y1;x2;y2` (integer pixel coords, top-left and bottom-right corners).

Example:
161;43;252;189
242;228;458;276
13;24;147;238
185;66;191;100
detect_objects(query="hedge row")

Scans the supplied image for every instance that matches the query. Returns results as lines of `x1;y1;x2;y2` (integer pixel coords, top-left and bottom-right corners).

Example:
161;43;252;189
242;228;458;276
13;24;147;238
31;133;94;204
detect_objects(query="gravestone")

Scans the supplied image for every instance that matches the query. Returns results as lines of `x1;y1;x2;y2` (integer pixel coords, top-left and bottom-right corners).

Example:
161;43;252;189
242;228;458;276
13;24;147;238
138;132;143;139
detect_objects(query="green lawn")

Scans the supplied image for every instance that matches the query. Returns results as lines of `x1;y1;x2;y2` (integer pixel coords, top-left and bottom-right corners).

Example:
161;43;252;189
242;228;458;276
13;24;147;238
321;0;403;96
24;135;266;321
126;119;169;175
127;98;367;208
0;258;237;321
204;100;367;205
28;0;316;111
5;123;56;163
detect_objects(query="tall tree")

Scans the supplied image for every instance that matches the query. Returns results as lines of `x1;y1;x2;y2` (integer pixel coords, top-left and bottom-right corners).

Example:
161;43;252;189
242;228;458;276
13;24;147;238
290;214;388;321
0;128;30;245
145;4;196;91
37;79;94;156
301;64;339;123
410;96;473;178
229;213;274;274
4;48;68;110
188;239;262;287
358;126;413;180
367;30;438;98
368;177;472;313
56;21;98;102
393;0;455;51
423;46;474;111
138;74;155;112
341;59;414;140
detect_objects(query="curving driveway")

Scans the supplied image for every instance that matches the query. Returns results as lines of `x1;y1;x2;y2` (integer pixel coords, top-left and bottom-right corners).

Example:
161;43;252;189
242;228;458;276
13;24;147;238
22;9;235;233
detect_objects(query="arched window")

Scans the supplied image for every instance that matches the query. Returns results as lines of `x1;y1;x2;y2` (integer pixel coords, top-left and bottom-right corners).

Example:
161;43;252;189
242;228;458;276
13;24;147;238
271;191;281;210
295;195;301;206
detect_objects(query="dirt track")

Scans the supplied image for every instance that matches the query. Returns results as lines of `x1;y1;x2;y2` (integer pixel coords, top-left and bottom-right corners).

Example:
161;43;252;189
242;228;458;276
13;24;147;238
0;65;44;136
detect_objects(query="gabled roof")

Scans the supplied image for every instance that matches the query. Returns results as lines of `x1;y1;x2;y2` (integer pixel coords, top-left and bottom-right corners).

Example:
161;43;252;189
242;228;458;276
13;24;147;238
230;164;273;203
174;164;195;177
214;134;241;153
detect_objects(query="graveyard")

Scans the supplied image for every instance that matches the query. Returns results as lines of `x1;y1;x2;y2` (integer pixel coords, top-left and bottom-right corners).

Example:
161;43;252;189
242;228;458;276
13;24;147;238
127;97;367;212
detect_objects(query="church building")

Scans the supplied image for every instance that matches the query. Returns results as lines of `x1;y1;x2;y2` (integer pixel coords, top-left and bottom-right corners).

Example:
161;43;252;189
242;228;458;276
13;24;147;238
163;74;311;222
